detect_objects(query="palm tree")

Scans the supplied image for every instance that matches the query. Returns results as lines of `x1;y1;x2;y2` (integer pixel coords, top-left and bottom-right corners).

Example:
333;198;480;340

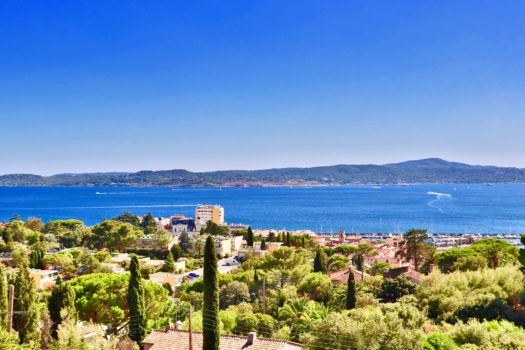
194;239;205;258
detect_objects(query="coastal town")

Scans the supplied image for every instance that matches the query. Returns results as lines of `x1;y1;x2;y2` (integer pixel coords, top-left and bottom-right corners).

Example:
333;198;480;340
1;204;525;349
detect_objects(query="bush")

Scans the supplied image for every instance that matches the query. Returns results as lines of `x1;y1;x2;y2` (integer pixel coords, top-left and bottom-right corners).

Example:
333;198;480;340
422;333;457;350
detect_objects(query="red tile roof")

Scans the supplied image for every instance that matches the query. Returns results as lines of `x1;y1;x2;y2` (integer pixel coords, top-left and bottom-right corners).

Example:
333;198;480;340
143;329;303;350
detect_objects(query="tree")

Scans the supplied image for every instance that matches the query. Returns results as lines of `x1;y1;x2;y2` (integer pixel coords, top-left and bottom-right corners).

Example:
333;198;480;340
179;231;194;255
378;275;417;303
286;232;291;247
219;281;250;309
268;231;276;242
13;260;39;346
327;254;349;272
48;278;76;339
260;239;267;251
313;248;328;273
203;235;220;350
170;243;183;261
90;220;142;251
24;217;44;231
141;213;157;235
396;229;434;271
44;220;88;248
113;211;141;226
346;270;356;310
353;243;376;280
29;249;44;269
162;252;176;273
519;234;525;272
246;226;254;247
370;262;391;276
0;265;8;328
127;255;146;345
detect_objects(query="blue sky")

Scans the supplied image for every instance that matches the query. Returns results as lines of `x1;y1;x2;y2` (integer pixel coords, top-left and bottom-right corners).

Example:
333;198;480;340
1;1;524;175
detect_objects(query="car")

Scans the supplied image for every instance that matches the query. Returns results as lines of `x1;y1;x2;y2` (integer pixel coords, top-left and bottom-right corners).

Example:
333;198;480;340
188;272;200;278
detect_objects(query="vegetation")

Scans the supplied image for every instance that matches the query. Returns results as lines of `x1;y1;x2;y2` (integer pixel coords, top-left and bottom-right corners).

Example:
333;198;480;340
127;255;146;345
203;235;220;350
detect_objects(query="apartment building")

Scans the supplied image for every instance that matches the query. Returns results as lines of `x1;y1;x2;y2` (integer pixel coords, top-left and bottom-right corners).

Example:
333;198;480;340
195;204;224;225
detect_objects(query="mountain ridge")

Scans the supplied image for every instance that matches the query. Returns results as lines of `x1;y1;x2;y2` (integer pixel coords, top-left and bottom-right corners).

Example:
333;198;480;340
1;158;524;186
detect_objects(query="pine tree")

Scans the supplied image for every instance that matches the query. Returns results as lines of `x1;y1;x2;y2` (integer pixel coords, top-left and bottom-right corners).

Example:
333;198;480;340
246;226;254;247
142;213;157;235
48;278;76;339
13;260;39;346
0;265;8;328
127;255;146;345
163;251;176;272
203;235;220;350
313;248;328;273
260;239;266;251
346;270;356;310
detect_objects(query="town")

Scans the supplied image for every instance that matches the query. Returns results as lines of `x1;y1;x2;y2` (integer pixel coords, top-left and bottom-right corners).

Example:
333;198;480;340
1;204;525;349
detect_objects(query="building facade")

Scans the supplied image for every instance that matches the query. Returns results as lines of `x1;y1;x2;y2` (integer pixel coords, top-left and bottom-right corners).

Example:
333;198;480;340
195;204;224;225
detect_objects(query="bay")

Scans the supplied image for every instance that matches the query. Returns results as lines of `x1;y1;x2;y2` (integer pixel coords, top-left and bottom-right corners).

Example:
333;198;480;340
0;184;524;233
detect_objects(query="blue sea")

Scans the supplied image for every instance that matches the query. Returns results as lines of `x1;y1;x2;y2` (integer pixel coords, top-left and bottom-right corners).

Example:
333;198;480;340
0;184;524;234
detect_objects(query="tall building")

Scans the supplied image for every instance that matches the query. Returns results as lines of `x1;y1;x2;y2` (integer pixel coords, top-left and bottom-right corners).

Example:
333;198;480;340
195;204;224;225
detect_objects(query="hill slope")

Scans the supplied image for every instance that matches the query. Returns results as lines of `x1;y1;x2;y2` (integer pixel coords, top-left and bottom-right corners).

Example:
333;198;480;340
1;158;524;186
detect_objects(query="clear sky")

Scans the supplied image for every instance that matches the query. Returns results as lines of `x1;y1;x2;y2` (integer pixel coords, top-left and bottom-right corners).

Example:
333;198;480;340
1;1;524;175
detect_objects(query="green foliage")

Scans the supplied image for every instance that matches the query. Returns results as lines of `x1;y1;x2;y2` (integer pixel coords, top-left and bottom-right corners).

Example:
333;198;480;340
446;319;525;349
141;213;157;235
450;256;487;272
68;273;168;330
346;271;356;310
44;220;88;248
29;249;44;269
417;265;524;322
179;231;194;255
0;265;8;328
219;281;250;309
234;313;258;335
13;260;40;346
369;262;390;276
89;220;143;251
377;275;417;303
246;226;254;247
396;229;434;271
113;211;141;226
298;273;332;302
260;238;267;251
327;254;349;272
48;279;76;338
205;221;229;236
170;243;183;260
313;248;328;273
162;251;176;273
422;333;457;350
203;235;220;350
127;255;146;344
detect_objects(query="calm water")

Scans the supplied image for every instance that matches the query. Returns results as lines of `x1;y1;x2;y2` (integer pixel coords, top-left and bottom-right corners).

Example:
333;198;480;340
0;184;524;233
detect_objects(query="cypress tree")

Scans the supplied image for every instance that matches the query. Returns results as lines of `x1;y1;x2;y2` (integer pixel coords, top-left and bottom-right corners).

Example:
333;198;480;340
313;248;328;273
127;255;146;345
301;236;305;248
0;265;8;328
48;278;76;338
246;226;254;247
286;232;291;247
170;243;183;261
13;260;39;346
163;251;176;272
29;250;44;269
260;239;266;251
346;270;356;310
203;235;220;350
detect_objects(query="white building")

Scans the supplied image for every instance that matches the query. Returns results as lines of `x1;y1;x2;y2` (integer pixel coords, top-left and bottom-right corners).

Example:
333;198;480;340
195;205;224;225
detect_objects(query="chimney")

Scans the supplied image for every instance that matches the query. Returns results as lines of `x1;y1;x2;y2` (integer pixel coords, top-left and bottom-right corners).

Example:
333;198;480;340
246;332;257;345
175;321;183;330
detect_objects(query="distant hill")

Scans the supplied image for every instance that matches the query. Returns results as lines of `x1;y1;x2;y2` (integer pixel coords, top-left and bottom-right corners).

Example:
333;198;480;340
1;158;524;186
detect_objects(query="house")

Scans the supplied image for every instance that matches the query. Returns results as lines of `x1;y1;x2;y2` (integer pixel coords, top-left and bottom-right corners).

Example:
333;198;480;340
134;234;178;250
329;267;368;285
382;265;423;284
149;272;185;289
143;329;302;350
170;215;197;233
30;269;59;289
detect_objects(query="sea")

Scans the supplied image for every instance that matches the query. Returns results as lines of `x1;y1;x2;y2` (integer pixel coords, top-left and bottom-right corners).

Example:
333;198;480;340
0;184;524;234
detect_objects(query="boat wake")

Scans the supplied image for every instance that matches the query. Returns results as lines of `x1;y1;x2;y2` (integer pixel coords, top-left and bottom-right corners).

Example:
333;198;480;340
427;192;452;213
